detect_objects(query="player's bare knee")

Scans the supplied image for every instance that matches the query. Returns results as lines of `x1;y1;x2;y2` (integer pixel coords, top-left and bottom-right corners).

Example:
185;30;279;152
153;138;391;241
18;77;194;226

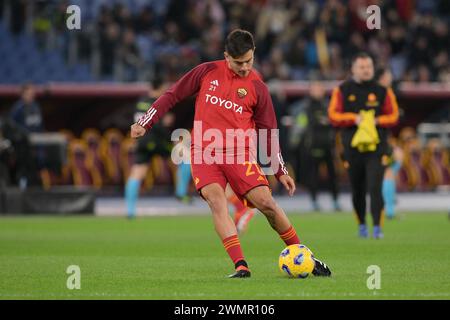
255;197;277;214
204;194;227;213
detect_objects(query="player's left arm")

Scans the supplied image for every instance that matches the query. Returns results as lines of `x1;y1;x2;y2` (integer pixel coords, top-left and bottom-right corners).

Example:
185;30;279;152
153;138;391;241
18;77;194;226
252;80;295;196
376;87;399;127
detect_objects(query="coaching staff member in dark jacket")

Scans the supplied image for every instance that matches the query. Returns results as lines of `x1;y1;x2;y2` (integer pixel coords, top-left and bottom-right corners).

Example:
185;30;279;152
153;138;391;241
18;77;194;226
328;52;399;239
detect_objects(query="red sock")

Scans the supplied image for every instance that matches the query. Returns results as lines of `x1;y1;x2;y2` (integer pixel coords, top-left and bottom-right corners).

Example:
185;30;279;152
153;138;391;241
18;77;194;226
222;234;245;265
279;225;300;245
228;194;247;214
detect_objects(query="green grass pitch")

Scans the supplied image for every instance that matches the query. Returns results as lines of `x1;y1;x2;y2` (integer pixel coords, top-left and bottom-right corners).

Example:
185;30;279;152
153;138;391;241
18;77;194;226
0;211;449;300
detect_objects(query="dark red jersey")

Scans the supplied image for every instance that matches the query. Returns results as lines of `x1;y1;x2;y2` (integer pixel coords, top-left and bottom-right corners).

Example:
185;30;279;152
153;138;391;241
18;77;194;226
137;60;288;179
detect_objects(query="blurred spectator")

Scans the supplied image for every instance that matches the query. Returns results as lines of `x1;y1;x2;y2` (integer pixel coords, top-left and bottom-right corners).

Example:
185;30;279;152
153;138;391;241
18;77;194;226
375;66;396;93
9;0;27;34
0;0;449;83
99;22;120;79
297;81;340;211
117;28;143;81
9;83;44;133
0;116;41;188
9;83;47;177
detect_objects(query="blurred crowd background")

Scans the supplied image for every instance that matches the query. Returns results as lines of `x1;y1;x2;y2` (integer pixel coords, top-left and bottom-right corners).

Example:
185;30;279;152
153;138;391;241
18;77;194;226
0;0;449;206
1;0;450;83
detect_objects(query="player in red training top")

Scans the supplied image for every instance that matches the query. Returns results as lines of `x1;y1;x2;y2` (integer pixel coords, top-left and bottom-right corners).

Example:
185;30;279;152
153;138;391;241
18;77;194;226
131;29;331;278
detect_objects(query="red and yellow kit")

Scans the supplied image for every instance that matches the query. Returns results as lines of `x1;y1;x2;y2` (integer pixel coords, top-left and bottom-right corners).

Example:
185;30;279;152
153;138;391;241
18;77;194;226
137;60;288;199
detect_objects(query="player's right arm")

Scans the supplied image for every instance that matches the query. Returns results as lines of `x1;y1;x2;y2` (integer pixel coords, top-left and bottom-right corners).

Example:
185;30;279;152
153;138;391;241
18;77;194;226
132;62;217;137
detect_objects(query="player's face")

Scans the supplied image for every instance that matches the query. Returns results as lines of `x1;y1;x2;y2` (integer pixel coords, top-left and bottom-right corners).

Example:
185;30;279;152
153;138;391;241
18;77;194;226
224;49;254;78
351;57;374;82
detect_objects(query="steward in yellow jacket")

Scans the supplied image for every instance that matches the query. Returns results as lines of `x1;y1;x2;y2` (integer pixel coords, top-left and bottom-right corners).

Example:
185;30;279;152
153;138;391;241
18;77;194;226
327;52;399;239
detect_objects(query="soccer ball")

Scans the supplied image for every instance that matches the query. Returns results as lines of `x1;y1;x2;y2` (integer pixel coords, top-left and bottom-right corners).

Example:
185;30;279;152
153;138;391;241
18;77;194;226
279;244;315;278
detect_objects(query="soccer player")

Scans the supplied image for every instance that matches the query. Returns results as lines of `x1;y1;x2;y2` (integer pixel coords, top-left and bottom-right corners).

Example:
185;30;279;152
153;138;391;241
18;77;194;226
125;77;175;218
131;29;331;278
376;67;403;220
382;142;403;219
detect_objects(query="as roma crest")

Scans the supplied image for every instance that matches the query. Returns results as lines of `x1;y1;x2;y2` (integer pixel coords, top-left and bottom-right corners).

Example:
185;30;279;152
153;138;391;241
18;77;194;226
237;88;247;98
366;93;379;107
368;93;377;102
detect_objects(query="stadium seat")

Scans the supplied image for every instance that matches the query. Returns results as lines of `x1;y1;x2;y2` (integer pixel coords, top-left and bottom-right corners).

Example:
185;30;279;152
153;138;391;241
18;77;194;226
421;139;450;188
67;139;102;188
81;128;107;183
401;139;431;191
433;149;450;186
49;130;76;188
40;166;71;190
69;64;94;82
0;21;96;84
100;129;124;185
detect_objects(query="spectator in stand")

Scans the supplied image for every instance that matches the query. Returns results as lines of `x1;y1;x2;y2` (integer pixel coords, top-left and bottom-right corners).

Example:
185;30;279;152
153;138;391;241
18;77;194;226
118;28;143;81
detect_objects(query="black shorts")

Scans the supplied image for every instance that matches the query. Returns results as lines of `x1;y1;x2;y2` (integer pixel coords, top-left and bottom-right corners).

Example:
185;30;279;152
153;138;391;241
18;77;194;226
134;135;170;165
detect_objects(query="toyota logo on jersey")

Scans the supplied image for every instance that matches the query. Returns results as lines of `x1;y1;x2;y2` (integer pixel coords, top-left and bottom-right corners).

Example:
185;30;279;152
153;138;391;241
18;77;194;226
205;94;243;114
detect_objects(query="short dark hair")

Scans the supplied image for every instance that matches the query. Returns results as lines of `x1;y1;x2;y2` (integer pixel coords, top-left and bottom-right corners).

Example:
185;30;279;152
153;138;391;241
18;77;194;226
351;52;373;66
224;29;255;58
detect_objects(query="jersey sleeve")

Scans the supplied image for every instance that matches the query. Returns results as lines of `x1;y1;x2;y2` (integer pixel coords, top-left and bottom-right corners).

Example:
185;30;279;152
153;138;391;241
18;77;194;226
137;62;216;130
253;80;289;180
328;87;358;127
376;87;399;128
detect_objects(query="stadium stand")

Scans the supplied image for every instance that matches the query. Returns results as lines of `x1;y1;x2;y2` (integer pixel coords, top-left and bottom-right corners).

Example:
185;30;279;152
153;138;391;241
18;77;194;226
1;0;450;83
0;23;93;84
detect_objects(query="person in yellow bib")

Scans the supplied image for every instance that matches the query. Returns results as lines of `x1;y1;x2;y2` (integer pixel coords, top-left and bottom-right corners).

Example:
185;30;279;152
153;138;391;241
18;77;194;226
328;52;399;239
351;109;379;152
